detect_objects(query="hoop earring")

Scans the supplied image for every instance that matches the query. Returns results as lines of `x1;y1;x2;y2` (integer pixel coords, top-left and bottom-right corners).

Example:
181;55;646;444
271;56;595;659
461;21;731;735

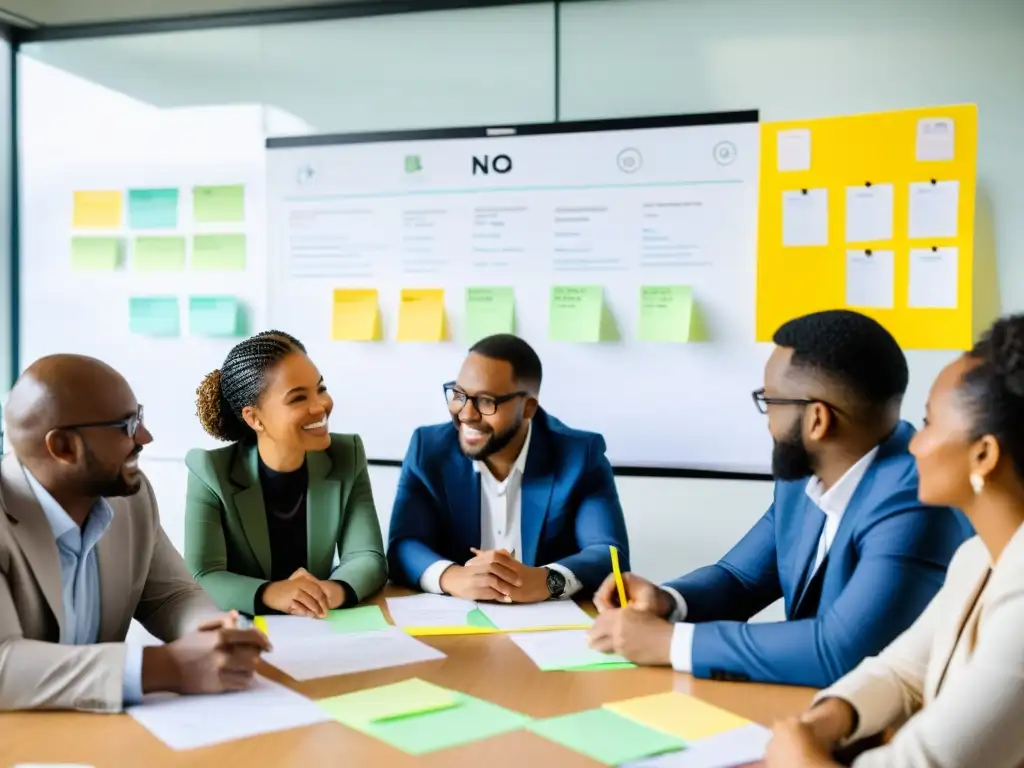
970;473;985;495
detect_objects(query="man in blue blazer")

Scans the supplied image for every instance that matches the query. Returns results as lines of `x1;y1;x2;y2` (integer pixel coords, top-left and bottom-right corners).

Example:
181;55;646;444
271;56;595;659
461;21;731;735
387;334;629;603
588;310;973;688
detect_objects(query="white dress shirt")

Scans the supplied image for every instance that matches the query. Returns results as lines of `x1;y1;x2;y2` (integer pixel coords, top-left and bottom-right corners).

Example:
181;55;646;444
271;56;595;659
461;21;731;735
420;422;581;598
25;469;144;704
664;447;880;673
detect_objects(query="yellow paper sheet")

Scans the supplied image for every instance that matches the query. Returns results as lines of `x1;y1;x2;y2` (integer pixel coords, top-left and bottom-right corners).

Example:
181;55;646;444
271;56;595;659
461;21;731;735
332;289;382;341
605;692;751;741
73;190;123;228
396;288;446;342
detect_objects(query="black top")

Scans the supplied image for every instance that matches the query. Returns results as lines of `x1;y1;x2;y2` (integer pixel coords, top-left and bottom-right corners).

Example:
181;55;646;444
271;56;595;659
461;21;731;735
252;454;355;613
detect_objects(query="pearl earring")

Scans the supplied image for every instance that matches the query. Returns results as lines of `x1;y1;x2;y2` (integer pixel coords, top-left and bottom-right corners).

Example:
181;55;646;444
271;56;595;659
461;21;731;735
970;473;985;495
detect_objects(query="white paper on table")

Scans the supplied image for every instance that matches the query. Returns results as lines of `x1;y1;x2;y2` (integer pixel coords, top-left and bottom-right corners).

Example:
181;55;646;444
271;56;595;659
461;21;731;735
909;247;959;309
777;128;811;172
845;184;894;242
260;615;342;645
385;593;478;627
909;181;959;239
508;629;628;670
624;723;772;767
782;189;828;247
916;117;955;162
127;675;330;751
477;600;593;631
263;627;445;681
845;250;894;309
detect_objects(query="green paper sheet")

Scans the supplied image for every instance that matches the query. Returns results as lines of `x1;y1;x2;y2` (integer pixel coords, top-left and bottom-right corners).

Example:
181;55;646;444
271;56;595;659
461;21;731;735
639;285;705;342
188;296;245;337
132;236;186;271
192;234;246;271
529;709;685;766
325;605;391;633
193;184;245;223
128;188;179;229
466;608;498;629
571;662;637;671
129;297;180;337
71;237;121;270
465;287;515;341
549;285;617;342
318;679;459;728
357;693;528;755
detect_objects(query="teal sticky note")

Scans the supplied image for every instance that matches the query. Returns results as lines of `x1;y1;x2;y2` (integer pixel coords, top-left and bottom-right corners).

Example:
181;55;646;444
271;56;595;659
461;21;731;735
129;297;180;337
128;188;179;229
324;605;391;633
188;296;245;337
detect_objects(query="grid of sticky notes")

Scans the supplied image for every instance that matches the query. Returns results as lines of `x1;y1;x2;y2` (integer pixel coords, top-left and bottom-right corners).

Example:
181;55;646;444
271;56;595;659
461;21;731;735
331;285;705;343
70;185;247;273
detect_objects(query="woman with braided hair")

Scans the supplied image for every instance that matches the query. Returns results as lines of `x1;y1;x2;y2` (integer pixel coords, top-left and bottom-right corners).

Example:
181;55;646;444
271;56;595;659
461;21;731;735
183;330;387;617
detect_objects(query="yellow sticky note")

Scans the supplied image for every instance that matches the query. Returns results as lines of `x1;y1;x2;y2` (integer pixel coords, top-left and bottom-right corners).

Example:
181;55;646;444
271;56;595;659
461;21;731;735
73;190;123;228
397;288;446;342
604;692;751;741
332;289;382;341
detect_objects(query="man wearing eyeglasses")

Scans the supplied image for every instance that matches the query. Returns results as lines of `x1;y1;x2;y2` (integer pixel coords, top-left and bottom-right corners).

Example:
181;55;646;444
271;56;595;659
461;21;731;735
387;333;629;603
588;310;973;688
0;354;270;712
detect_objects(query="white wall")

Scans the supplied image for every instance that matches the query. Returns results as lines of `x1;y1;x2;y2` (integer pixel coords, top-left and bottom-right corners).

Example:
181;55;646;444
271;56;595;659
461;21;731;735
16;0;1024;627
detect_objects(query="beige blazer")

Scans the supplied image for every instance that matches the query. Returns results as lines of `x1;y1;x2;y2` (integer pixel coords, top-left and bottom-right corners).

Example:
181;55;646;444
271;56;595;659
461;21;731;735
816;524;1024;767
0;454;219;712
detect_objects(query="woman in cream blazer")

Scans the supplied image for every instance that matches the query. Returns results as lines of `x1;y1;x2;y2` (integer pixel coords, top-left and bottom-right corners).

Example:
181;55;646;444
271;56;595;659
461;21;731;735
766;313;1024;768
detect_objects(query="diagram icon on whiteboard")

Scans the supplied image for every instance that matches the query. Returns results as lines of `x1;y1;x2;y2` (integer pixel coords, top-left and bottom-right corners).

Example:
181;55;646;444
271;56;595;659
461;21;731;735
616;148;643;173
713;141;737;165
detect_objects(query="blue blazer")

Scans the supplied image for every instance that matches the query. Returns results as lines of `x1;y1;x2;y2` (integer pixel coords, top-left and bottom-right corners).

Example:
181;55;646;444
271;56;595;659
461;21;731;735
665;421;973;688
387;408;629;594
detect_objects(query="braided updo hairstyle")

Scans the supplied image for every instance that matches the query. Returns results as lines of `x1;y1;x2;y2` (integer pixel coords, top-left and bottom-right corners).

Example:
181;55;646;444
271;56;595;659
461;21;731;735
961;314;1024;479
196;330;306;442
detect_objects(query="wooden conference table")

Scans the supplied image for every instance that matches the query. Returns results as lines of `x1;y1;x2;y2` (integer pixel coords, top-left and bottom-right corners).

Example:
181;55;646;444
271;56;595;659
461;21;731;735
0;587;815;767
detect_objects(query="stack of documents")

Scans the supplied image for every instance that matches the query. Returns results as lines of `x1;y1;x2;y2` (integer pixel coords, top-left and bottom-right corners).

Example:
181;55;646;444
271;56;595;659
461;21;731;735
127;675;330;750
385;593;593;635
508;629;633;671
476;599;592;630
316;678;530;755
256;605;390;642
262;627;445;681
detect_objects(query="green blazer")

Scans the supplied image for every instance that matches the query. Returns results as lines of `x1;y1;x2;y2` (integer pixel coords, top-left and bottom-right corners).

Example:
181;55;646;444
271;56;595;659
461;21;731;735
183;433;388;614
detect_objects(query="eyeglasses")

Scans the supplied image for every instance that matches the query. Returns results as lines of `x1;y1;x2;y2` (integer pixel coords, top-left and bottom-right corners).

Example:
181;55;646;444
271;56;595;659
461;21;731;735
751;388;821;415
443;382;528;416
57;405;145;438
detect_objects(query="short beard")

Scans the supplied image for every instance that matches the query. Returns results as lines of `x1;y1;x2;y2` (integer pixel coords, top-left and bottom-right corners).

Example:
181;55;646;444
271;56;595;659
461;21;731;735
456;415;523;461
81;443;142;498
771;419;815;481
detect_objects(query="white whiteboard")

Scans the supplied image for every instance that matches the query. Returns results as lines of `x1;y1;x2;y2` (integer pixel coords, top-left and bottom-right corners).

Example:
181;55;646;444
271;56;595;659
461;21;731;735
18;97;268;460
266;113;772;473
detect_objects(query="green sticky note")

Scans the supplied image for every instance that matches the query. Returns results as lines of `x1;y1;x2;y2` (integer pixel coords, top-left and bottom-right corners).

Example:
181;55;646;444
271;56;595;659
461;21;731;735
549;285;618;342
569;662;637;671
129;297;180;337
465;287;515;341
132;236;186;271
466;608;498;629
128;188;179;229
318;679;459;728
71;237;122;270
192;234;246;271
638;285;705;342
324;605;391;633
188;296;245;337
529;709;685;766
348;693;529;755
193;184;245;223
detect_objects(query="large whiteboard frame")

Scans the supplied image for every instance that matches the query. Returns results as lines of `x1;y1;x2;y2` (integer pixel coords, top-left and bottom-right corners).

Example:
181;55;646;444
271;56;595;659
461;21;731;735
266;112;774;476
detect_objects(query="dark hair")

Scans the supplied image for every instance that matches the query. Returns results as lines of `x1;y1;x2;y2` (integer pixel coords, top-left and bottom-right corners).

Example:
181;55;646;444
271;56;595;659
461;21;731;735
773;310;908;415
961;314;1024;479
195;330;306;442
468;334;543;392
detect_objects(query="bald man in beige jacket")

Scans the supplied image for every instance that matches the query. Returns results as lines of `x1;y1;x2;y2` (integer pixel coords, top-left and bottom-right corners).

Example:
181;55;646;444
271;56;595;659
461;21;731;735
0;354;270;712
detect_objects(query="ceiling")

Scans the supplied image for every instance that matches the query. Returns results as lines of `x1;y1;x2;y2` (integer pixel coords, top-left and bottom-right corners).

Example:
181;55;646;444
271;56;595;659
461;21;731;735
0;0;436;27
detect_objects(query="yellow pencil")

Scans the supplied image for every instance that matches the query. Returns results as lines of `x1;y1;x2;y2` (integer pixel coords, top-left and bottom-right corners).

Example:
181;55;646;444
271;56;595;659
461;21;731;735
610;545;628;607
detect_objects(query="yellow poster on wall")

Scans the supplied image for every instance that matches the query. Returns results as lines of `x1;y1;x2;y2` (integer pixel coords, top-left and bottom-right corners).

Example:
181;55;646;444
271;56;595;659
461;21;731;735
756;104;982;350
